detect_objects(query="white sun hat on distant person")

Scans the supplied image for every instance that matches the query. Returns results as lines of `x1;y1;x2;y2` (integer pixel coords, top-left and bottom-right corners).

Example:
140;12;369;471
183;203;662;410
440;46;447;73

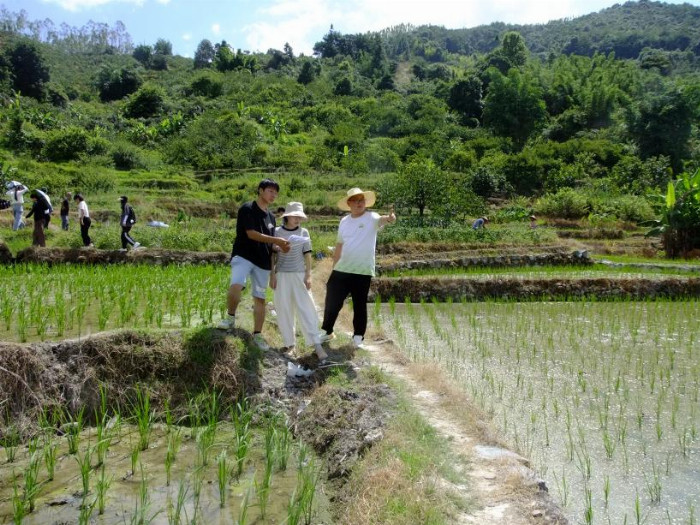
337;187;376;211
282;201;307;219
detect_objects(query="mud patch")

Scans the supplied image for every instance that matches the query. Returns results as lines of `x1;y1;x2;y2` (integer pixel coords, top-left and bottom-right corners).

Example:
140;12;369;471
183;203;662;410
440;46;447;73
291;383;394;479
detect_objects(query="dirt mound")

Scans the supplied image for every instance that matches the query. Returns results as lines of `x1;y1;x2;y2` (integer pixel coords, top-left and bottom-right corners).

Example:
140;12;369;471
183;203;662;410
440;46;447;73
0;242;12;263
12;246;229;266
291;383;394;479
371;276;700;302
0;329;246;436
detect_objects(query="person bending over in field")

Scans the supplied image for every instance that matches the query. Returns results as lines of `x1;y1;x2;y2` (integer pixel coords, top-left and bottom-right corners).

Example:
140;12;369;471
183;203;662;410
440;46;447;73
270;202;327;361
218;179;290;351
319;187;396;349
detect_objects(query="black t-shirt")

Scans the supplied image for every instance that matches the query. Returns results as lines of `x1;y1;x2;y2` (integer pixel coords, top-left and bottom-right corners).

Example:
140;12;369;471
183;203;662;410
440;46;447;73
231;200;276;269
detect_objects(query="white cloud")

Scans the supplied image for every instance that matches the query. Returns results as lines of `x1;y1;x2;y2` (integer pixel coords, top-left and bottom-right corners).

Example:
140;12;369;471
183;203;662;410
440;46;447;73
212;23;221;35
154;0;170;4
182;32;191;41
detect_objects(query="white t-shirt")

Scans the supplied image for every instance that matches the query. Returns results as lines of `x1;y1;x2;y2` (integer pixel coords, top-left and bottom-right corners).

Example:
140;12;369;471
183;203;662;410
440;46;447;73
334;211;380;276
77;200;89;219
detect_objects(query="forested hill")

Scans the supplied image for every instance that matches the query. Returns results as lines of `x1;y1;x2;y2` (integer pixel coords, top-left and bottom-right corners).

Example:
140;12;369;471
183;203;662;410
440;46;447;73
319;1;700;63
0;0;699;228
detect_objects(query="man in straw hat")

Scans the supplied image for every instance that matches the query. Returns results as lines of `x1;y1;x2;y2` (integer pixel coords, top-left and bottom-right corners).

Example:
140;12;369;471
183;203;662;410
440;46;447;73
319;187;396;349
218;179;290;351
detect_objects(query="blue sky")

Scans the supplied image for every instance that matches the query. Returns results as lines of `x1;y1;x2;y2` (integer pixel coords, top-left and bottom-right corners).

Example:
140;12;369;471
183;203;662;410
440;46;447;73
3;0;700;57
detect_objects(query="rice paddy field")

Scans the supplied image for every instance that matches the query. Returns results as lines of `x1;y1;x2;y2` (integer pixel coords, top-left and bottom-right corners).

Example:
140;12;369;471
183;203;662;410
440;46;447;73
379;298;700;524
0;263;231;342
0;389;328;524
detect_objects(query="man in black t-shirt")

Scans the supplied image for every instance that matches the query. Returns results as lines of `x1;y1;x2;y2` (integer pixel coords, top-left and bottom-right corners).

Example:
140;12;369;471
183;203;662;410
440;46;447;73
218;179;290;350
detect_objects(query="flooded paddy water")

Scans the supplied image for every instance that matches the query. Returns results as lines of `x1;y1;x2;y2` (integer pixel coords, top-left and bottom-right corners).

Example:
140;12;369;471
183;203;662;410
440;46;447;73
380;300;700;524
0;420;330;524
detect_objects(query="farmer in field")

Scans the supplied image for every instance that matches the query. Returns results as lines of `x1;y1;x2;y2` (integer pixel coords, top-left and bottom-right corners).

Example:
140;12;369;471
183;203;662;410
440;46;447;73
118;195;140;251
6;181;27;231
26;190;50;247
270;202;328;361
60;191;71;231
320;187;396;349
218;178;290;351
73;193;93;247
472;216;489;229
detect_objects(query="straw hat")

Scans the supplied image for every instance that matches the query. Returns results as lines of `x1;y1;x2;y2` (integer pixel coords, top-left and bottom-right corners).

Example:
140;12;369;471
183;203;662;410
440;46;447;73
282;202;307;219
337;187;376;211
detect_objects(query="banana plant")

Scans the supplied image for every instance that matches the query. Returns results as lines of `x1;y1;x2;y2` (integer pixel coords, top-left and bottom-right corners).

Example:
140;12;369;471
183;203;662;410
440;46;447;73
645;168;700;257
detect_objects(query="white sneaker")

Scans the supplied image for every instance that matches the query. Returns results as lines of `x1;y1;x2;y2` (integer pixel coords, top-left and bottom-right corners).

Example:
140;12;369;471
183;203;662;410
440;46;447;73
217;316;235;330
319;331;335;343
352;335;366;349
132;242;141;250
118;248;127;252
253;333;270;351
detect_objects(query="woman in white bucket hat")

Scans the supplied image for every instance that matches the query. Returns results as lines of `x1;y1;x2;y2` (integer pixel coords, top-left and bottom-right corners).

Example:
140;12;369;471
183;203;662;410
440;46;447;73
320;187;396;349
270;202;328;360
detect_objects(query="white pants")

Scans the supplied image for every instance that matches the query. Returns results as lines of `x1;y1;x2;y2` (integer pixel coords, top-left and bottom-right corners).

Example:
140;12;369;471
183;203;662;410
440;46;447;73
274;272;321;347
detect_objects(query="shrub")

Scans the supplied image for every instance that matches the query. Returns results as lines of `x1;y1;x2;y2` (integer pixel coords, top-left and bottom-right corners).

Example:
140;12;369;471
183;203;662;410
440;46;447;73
124;83;167;119
42;127;90;161
535;188;589;219
188;72;224;98
111;141;147;170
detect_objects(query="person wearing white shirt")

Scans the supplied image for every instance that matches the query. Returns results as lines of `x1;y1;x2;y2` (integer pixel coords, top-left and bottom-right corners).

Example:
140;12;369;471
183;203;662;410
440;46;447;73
73;193;93;247
320;188;396;349
6;183;27;231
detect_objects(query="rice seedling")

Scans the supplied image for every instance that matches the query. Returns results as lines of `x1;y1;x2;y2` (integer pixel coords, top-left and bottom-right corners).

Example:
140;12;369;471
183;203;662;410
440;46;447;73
43;438;58;481
78;496;96;525
131;466;160;525
169;479;188;525
2;424;21;462
238;485;253;525
23;450;42;512
289;456;321;525
12;478;27;522
75;444;93;497
164;429;181;486
95;464;112;515
130;443;140;476
61;406;85;455
130;384;154;451
216;449;230;508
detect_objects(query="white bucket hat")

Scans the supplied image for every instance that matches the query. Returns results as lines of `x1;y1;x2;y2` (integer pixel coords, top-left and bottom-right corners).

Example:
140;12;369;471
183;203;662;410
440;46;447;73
337;187;376;211
282;201;307;219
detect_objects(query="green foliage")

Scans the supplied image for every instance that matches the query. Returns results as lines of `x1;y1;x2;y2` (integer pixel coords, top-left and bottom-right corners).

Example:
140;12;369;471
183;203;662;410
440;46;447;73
646;168;700;257
188;72;224;98
42;126;92;162
96;65;142;102
193;39;215;69
536;188;590;219
4;38;50;100
124;83;167;119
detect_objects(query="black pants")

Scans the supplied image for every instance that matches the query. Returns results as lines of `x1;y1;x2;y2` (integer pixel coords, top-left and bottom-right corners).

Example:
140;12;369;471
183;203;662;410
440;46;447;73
121;226;136;248
321;270;372;338
80;217;92;246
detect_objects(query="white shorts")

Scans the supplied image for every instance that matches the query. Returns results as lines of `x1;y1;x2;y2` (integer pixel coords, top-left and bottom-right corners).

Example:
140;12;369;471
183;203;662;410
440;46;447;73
230;256;270;299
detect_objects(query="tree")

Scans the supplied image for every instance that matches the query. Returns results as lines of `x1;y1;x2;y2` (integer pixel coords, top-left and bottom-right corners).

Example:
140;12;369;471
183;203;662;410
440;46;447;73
483;68;546;149
448;76;483;125
6;38;50;99
194;39;215;69
124;83;166;119
297;61;315;84
96;65;142;101
132;44;152;66
385;157;447;224
153;38;172;56
627;86;695;173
